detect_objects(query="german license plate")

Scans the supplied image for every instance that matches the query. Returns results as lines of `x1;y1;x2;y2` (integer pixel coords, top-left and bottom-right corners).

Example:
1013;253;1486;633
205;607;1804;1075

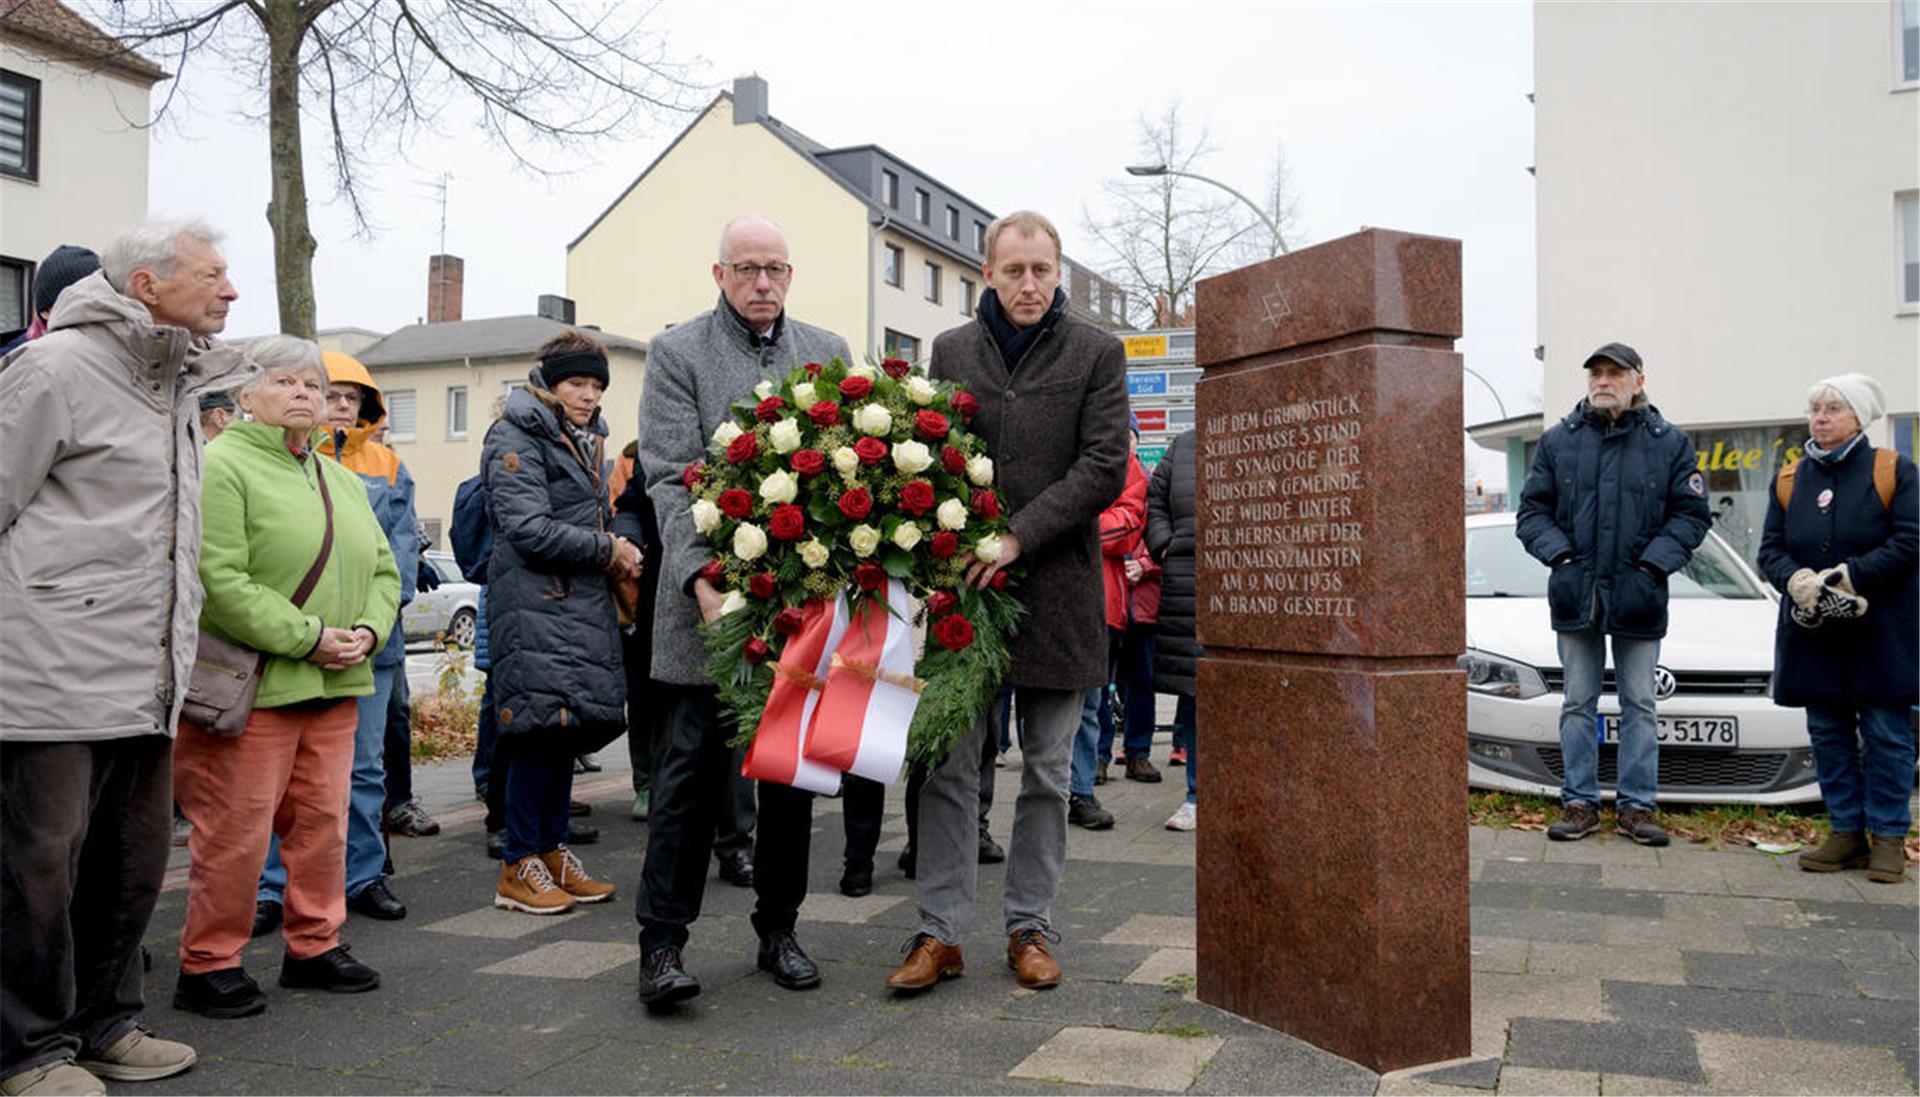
1602;715;1738;749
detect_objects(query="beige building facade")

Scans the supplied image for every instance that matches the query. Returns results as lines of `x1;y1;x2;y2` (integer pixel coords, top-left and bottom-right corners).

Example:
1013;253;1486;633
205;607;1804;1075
567;77;1126;366
0;0;164;332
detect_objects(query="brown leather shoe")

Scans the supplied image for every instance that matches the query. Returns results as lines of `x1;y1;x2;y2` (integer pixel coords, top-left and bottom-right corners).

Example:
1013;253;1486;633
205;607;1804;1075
885;934;963;992
1007;928;1061;989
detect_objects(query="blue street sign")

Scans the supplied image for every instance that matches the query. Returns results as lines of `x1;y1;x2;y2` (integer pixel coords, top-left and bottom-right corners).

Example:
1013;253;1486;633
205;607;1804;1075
1128;371;1168;396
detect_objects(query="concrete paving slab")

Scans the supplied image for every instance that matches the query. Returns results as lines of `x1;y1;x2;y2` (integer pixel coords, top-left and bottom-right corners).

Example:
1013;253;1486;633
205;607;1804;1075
1601;914;1756;952
1526;941;1685;985
1682;950;1859;997
850;1014;1064;1077
1098;913;1195;948
420;906;569;940
795;891;908;925
1469;907;1603;943
1596;1072;1718;1095
1479;860;1602;886
1721;861;1874;902
1374;1078;1494;1097
1599;864;1729;895
1798;898;1920;932
1494;1065;1600;1095
355;1021;605;1092
476;940;639;979
1506;1017;1703;1082
1008;1025;1223;1092
1121;946;1196;987
1778;993;1920;1047
1601;981;1786;1037
1468;881;1535;909
1746;925;1917;967
1695;1032;1916;1096
1663;893;1808;928
1185;1032;1378;1095
1841;874;1920;905
1470;973;1610;1022
994;977;1178;1032
1539;837;1662;866
1408;1056;1502;1090
1530;883;1664;918
1468;936;1530;975
1845;960;1920;1001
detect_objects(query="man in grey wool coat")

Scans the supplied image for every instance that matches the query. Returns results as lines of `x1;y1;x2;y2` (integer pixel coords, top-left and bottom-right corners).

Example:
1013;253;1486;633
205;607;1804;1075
885;210;1130;996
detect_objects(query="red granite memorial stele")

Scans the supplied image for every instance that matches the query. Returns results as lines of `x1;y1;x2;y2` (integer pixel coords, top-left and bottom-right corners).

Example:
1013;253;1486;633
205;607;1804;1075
1191;229;1470;1072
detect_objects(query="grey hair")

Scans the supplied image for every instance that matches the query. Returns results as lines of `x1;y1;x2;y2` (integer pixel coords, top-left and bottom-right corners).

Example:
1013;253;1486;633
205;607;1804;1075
237;335;327;398
1804;382;1845;409
717;214;786;262
100;219;224;292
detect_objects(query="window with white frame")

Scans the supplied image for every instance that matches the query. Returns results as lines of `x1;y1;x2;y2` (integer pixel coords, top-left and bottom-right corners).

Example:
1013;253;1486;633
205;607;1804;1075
945;206;960;240
884;328;920;362
913;188;930;224
446;385;469;439
1901;0;1919;86
883;243;903;288
386;390;417;442
923;261;941;304
1900;191;1919;307
960;277;976;316
0;70;38;181
881;170;899;208
973;221;987;253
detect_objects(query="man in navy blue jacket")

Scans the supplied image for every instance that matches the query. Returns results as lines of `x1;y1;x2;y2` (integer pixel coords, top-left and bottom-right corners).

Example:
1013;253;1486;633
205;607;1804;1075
1515;343;1711;846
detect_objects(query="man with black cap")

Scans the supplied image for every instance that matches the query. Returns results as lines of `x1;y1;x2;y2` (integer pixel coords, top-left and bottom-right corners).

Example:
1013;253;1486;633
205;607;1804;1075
1515;342;1711;847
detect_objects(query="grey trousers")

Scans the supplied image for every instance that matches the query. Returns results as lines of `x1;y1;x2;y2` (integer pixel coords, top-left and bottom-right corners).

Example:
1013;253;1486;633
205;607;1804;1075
916;686;1079;944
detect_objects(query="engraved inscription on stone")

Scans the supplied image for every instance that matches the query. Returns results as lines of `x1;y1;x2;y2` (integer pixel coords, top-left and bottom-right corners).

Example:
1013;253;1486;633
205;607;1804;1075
1199;394;1364;620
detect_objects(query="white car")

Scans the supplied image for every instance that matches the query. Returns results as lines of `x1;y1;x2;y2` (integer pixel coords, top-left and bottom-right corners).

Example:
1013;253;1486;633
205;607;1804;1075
1462;513;1820;806
402;551;480;649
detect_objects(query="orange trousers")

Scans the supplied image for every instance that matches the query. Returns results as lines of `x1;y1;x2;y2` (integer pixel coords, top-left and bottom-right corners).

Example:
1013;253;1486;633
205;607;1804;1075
173;700;355;974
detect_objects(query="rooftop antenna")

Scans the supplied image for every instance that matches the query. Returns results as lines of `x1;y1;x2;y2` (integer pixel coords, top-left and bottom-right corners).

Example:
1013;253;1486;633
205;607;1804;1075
415;172;454;254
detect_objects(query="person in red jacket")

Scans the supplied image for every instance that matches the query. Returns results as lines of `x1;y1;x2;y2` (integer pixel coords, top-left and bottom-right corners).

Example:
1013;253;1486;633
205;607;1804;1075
1097;429;1163;784
1068;423;1151;827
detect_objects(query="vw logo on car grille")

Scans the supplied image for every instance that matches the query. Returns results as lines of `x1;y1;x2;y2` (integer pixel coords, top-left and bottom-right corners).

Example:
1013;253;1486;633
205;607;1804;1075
1652;665;1678;701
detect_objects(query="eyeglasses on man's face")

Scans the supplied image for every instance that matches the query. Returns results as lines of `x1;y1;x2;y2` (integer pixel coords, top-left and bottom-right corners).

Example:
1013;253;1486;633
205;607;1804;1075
726;262;792;282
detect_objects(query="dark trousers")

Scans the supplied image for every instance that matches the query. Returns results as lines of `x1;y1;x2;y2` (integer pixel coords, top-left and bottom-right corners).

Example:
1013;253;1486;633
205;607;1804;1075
1;737;171;1075
381;668;413;812
1119;627;1158;757
714;746;754;857
840;775;887;870
623;630;656;799
501;739;574;864
473;673;498;802
636;684;812;953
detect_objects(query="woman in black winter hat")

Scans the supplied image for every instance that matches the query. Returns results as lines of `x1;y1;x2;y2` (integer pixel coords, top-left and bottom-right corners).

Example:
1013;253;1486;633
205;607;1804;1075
0;244;101;353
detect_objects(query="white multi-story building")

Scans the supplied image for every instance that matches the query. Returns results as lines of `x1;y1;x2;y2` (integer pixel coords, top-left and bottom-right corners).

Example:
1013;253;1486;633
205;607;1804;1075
0;0;164;334
1475;1;1918;562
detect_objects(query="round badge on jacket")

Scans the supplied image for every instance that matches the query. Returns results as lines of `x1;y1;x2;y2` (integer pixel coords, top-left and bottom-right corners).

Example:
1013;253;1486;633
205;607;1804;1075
1816;488;1833;511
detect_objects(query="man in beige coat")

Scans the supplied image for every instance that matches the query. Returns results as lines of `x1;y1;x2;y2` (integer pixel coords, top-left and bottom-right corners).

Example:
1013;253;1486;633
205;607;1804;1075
0;221;251;1097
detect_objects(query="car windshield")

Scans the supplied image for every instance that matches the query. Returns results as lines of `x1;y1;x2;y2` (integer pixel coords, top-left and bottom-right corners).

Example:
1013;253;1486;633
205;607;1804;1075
427;554;464;584
1465;526;1763;599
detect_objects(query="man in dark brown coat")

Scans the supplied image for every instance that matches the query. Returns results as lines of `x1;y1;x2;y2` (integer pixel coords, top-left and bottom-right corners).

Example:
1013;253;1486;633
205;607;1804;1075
885;210;1129;995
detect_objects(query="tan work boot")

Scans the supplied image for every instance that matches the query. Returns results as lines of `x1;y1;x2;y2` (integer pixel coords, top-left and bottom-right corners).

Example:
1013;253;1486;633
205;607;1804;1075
1797;831;1869;873
76;1028;195;1081
494;854;576;915
1007;927;1061;989
0;1062;104;1097
1866;835;1907;884
541;846;616;904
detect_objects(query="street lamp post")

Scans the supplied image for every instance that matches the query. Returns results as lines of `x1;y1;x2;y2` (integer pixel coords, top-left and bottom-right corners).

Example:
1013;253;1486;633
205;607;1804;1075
1126;162;1288;257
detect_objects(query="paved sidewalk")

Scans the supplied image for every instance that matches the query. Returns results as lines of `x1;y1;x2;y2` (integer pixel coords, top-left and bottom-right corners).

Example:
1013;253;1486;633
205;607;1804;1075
144;738;1917;1095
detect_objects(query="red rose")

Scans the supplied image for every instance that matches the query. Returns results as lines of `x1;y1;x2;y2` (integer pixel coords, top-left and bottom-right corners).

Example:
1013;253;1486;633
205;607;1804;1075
914;410;950;440
743;637;771;663
682;462;706;489
898;480;935;516
698;558;725;585
940;446;966;475
807;400;841;428
749;572;777;599
804;361;824;377
791;449;827;478
768;504;806;541
951;391;980;421
972;490;1000;519
881;357;911;379
837;486;872;520
926;591;958;617
717;489;753;519
854;562;887;592
930;531;959;559
932;613;976;651
853;437;888;465
725;432;758;464
754;396;785;422
840;375;874;400
989;570;1009;591
773;607;806;636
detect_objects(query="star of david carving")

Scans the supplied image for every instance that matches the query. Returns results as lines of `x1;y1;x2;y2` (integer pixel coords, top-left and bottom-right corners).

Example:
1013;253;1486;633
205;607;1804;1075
1260;284;1292;329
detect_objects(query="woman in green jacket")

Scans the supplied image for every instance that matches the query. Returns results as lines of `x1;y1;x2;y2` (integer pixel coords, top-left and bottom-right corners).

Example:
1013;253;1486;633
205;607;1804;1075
172;336;402;1019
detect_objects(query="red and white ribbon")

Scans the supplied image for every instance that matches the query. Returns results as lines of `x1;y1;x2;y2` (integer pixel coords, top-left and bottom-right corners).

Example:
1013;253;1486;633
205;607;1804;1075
803;577;918;785
741;597;847;795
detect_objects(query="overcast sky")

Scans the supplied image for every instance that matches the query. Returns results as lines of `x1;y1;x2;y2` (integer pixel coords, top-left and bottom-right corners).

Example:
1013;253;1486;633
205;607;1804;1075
143;0;1535;486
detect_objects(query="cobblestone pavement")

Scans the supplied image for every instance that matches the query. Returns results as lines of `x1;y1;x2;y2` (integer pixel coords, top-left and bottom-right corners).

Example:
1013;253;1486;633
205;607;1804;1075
139;735;1917;1095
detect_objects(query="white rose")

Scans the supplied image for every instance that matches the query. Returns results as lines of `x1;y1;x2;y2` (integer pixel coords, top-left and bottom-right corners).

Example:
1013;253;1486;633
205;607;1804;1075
791;381;819;411
935;497;969;531
712;421;744;449
758;469;798;505
768;417;802;455
853;403;892;437
973;534;1003;563
690;498;722;534
892;522;923;551
848;524;882;557
966;455;994;486
891;439;933;475
831;446;860;477
798;538;831;569
904;375;937;406
732;522;768;562
848;363;878;381
753;380;775;401
718;589;747;616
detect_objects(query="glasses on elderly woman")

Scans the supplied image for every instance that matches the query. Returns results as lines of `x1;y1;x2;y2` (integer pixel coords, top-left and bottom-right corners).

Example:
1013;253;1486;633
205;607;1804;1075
1807;400;1854;420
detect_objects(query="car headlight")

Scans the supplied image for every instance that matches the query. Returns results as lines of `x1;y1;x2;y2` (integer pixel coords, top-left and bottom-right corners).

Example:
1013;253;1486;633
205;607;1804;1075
1457;649;1549;700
